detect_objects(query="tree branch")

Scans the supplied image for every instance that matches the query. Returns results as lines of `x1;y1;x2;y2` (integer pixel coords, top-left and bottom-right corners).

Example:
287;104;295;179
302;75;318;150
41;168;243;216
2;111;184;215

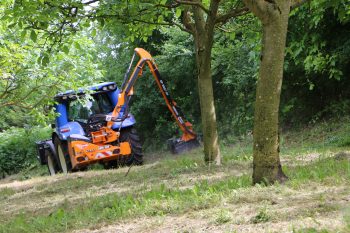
206;0;220;31
181;7;195;34
175;0;210;14
134;18;193;34
82;0;100;5
154;2;180;9
243;0;269;20
215;7;249;24
93;14;194;34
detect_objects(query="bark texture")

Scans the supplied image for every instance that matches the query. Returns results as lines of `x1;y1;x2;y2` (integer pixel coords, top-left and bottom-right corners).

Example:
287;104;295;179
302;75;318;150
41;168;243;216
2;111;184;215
243;0;291;184
180;1;248;165
192;3;221;165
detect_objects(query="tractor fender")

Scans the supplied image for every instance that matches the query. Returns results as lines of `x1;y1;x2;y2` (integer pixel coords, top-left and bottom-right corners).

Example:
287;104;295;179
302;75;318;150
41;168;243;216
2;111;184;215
111;113;136;130
55;122;86;141
45;140;59;164
36;139;59;165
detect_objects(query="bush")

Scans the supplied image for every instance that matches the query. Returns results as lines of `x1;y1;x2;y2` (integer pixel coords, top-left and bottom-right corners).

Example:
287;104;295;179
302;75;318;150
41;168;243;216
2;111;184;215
0;126;51;177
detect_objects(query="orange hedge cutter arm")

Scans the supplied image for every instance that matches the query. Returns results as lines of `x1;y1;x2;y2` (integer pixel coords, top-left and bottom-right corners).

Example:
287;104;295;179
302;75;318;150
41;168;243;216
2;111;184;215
106;48;197;142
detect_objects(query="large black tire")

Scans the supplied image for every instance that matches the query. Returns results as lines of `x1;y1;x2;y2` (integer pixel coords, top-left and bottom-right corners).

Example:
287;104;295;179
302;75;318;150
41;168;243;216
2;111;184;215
46;152;61;176
54;137;72;174
44;141;61;176
120;127;143;166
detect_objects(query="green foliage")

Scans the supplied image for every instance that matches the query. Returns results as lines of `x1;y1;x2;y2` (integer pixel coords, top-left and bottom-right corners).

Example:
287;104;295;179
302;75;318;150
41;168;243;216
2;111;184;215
0;6;103;128
212;19;260;138
0;127;51;176
282;1;350;124
1;0;256;138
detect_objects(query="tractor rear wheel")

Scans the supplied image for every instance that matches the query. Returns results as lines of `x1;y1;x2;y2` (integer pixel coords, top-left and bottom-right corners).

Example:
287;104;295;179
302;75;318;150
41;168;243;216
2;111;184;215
120;127;143;166
54;138;72;174
47;153;60;176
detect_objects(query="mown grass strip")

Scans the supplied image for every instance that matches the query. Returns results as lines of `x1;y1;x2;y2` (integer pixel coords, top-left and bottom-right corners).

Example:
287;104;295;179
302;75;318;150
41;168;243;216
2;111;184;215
1;157;350;233
0;174;252;233
286;157;350;185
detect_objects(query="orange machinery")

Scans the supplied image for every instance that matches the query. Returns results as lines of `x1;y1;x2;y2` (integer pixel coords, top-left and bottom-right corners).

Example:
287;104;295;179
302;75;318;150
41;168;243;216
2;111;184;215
68;48;199;169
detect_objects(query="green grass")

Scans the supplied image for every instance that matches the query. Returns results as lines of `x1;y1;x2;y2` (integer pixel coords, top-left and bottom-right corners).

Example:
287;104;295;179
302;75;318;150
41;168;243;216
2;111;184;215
0;175;252;232
1;157;350;233
287;157;350;183
281;117;350;149
0;188;16;201
293;228;331;233
214;210;232;225
1;118;350;232
251;206;271;224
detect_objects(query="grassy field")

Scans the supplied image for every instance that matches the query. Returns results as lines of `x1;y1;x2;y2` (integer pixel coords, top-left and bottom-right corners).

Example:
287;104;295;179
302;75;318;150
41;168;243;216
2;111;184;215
1;119;350;232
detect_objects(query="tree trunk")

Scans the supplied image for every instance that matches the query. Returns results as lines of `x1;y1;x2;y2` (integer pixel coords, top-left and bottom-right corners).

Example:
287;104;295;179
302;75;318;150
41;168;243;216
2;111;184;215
192;5;221;165
195;46;221;165
251;1;290;184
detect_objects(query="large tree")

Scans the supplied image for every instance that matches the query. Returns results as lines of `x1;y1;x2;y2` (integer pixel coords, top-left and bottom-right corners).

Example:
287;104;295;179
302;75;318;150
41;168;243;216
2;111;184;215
243;0;307;184
169;1;248;164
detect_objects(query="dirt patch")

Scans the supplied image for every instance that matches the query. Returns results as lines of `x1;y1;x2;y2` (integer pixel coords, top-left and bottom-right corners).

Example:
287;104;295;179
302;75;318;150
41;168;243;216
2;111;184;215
334;151;350;161
281;152;323;165
280;150;345;167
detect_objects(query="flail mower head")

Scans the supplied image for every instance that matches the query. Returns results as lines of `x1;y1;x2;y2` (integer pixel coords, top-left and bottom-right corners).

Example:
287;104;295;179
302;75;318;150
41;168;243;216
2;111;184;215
123;48;201;154
167;138;200;154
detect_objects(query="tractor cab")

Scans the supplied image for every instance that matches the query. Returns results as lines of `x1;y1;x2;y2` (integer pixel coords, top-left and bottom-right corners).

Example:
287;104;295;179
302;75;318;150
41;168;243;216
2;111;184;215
53;82;136;141
67;92;114;128
36;82;141;175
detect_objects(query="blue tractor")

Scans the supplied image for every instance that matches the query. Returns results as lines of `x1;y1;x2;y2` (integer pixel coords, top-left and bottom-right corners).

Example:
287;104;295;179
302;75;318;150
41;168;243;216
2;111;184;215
36;48;199;175
36;81;143;175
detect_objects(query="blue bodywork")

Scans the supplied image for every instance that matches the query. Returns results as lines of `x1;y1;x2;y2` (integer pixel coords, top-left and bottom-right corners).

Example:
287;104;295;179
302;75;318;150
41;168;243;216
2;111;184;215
54;82;136;141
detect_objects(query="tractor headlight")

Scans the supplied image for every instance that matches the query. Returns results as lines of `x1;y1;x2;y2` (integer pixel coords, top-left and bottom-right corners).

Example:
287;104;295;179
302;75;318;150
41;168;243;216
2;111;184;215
108;84;116;90
102;86;108;91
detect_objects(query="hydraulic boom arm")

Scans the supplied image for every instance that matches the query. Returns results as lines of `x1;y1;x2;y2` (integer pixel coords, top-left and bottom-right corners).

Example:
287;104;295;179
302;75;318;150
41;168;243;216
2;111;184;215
107;48;197;144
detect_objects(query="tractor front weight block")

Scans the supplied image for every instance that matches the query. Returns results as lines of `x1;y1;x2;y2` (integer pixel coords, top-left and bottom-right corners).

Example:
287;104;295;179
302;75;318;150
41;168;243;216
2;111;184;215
68;140;131;169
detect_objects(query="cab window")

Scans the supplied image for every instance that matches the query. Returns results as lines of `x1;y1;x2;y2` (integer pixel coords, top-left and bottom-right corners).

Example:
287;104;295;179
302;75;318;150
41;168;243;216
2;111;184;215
67;93;114;123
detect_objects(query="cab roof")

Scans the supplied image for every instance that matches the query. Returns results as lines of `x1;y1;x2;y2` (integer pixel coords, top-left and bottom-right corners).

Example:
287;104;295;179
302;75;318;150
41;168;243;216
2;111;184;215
54;82;118;101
